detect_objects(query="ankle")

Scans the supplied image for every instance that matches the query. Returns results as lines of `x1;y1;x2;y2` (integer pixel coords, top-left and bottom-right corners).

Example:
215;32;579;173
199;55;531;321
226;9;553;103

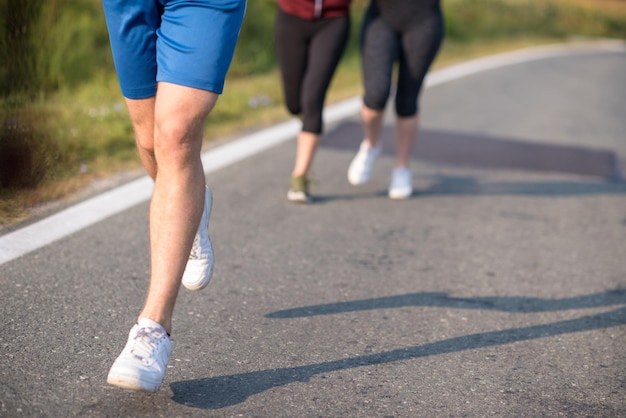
363;139;379;148
137;315;171;335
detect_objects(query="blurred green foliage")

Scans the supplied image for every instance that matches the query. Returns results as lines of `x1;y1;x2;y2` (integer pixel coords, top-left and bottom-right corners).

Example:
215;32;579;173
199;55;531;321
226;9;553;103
0;0;625;220
1;0;51;188
1;0;624;98
444;0;626;41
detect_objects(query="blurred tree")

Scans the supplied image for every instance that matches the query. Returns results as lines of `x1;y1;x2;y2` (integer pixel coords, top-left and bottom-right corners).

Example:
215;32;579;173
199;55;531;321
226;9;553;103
0;0;44;97
0;0;54;189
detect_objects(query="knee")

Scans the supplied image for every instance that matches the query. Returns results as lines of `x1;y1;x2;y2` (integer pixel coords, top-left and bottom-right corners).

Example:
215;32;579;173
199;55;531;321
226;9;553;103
395;101;418;118
135;133;155;157
364;88;389;111
153;120;200;166
285;100;302;117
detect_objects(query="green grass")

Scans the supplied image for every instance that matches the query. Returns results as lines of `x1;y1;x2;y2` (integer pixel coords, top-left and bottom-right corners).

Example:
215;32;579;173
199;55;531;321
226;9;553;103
1;0;625;225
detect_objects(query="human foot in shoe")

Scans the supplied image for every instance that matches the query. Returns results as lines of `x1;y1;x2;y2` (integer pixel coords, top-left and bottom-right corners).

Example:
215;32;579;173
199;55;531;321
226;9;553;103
287;175;313;204
182;186;214;291
388;167;413;199
348;140;382;185
107;318;172;392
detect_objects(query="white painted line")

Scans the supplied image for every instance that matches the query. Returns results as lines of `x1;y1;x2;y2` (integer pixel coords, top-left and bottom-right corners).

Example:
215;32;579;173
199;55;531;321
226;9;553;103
1;40;624;266
424;40;626;88
0;176;153;264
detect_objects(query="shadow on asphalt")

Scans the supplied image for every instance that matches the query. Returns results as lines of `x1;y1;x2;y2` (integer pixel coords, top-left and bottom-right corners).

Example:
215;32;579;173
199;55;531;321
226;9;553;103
415;175;626;197
265;289;626;318
169;121;626;409
322;121;624;182
171;301;626;409
311;175;626;204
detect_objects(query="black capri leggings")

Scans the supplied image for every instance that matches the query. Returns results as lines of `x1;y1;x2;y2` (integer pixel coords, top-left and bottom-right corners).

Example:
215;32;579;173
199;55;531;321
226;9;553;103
274;8;350;134
361;1;443;117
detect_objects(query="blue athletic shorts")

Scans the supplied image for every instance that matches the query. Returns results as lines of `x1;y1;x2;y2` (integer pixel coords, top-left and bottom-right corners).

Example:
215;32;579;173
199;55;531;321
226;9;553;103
103;0;246;99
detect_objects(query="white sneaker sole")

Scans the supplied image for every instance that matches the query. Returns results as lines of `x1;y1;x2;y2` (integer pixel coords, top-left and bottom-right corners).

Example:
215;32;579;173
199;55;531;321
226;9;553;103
107;372;161;393
287;190;312;203
388;189;413;199
181;255;214;291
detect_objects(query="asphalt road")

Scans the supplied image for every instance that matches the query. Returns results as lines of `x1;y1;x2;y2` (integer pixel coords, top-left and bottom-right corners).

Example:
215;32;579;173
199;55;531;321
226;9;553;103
1;41;625;417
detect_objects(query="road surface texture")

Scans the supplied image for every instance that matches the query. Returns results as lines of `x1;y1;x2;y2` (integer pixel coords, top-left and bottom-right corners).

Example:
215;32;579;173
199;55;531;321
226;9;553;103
1;41;625;417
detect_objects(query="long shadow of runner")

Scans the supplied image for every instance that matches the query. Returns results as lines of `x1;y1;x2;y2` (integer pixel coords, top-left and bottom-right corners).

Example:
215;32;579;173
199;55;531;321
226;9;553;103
265;289;626;318
170;307;626;409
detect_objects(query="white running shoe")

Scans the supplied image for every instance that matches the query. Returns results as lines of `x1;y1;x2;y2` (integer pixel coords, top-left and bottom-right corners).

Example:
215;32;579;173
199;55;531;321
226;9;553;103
347;140;382;185
107;318;172;393
388;167;413;199
182;187;214;291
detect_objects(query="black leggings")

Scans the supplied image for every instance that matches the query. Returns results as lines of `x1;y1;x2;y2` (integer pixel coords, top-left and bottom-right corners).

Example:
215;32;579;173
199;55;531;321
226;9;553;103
274;8;350;134
361;0;443;117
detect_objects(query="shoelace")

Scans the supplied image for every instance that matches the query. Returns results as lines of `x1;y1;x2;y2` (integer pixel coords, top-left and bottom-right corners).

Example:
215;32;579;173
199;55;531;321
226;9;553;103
130;327;165;364
189;235;201;259
189;234;210;260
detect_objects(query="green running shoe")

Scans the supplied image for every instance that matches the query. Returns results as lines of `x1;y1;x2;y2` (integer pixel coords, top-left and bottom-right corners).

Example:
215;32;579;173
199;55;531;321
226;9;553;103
287;175;312;203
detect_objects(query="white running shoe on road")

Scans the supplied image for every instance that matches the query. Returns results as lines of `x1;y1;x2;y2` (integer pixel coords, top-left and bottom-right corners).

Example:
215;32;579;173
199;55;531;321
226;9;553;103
347;140;382;185
107;318;172;393
388;167;413;199
182;187;214;291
